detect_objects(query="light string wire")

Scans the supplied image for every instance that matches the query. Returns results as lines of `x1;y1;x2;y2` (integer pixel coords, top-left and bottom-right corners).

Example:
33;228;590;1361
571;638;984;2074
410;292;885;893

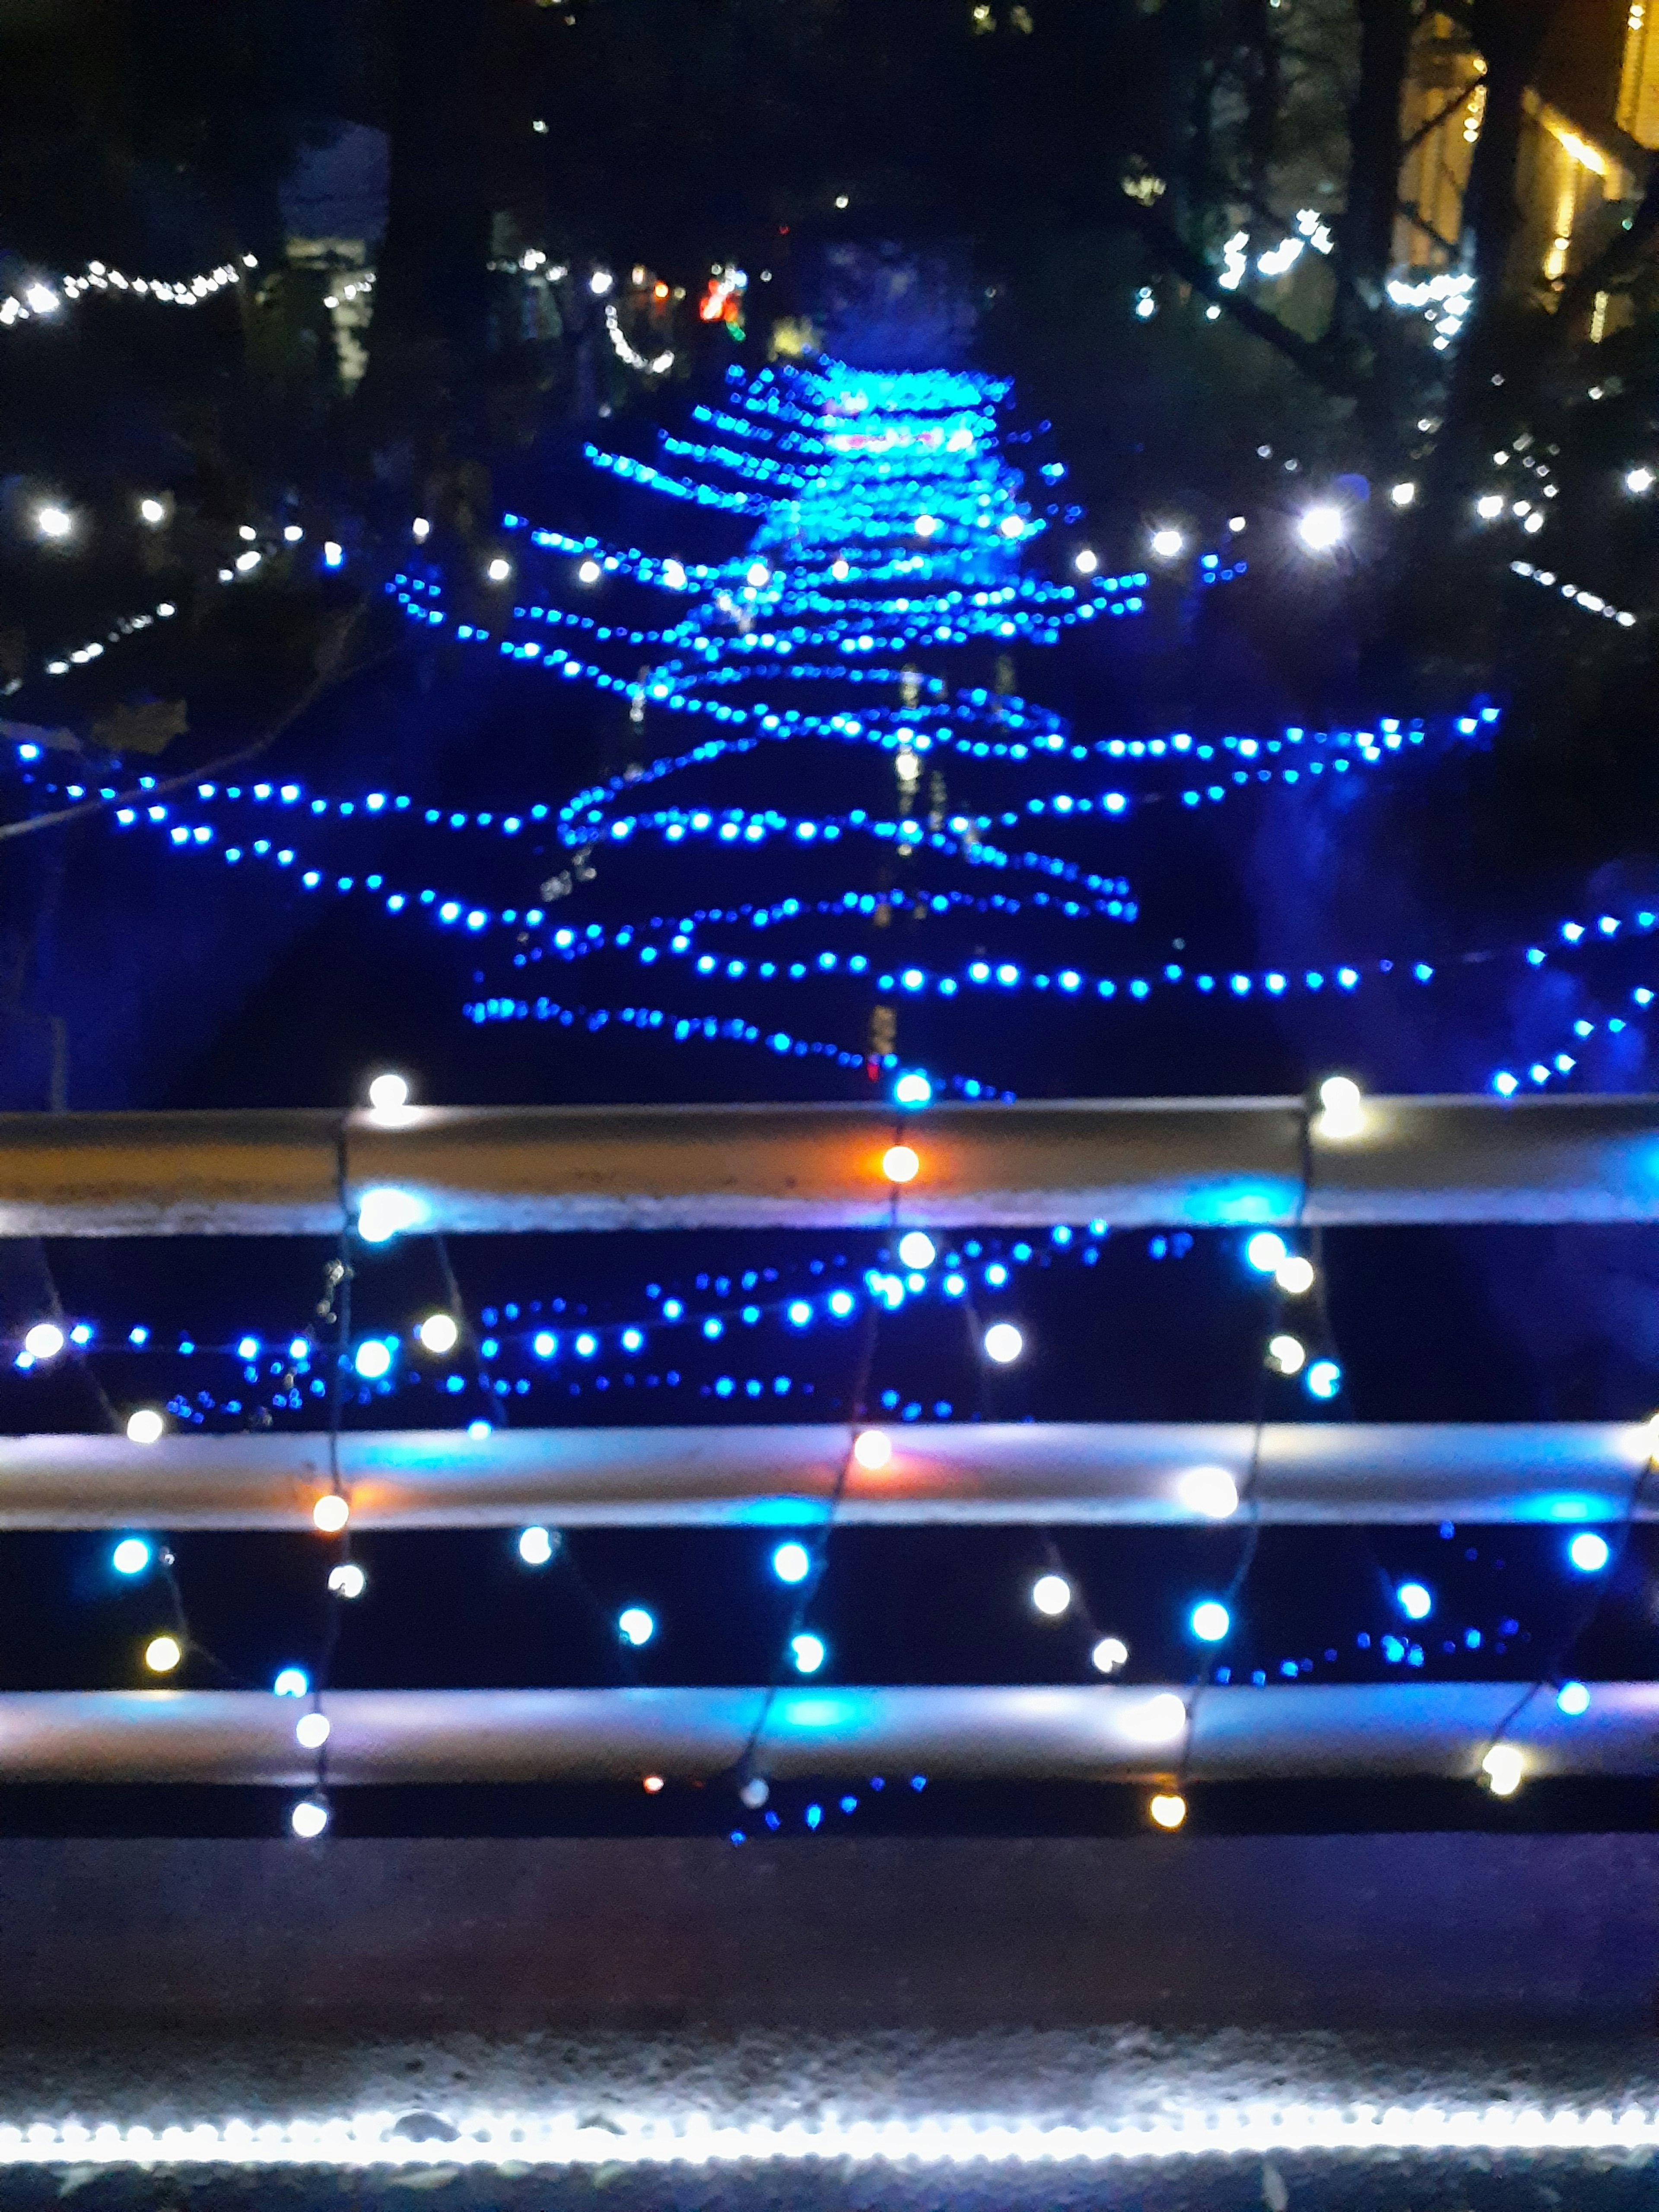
305;1133;358;1815
1475;1415;1659;1787
728;1239;886;1808
1173;1100;1316;1799
0;612;389;845
431;1225;650;1691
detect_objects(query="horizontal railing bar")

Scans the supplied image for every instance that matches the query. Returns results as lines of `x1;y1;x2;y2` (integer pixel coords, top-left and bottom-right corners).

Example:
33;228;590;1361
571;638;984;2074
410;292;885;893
0;1423;1653;1527
2;1095;1657;1233
0;1684;1646;1783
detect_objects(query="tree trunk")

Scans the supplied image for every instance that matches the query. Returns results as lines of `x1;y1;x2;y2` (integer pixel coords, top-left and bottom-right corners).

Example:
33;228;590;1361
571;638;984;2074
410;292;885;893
1337;0;1414;307
360;0;494;423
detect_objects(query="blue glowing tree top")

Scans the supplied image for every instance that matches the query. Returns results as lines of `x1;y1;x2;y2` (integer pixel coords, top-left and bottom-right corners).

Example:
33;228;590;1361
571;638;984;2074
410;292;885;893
83;356;1562;1110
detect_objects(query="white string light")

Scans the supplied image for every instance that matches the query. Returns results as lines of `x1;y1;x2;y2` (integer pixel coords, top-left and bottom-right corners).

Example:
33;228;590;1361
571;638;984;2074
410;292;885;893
1;255;254;327
0;2102;1656;2168
604;299;674;375
1510;559;1640;628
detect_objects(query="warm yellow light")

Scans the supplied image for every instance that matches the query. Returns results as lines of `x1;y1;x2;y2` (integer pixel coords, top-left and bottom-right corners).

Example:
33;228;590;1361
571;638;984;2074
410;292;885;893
312;1493;350;1535
1149;1792;1187;1830
643;1774;665;1792
1317;1074;1365;1138
144;1634;182;1674
881;1144;919;1184
852;1430;892;1471
1482;1743;1524;1796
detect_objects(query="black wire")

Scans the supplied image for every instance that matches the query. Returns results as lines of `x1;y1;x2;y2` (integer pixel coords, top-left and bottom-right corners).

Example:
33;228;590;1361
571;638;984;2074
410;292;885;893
1175;1100;1315;1792
727;1173;896;1793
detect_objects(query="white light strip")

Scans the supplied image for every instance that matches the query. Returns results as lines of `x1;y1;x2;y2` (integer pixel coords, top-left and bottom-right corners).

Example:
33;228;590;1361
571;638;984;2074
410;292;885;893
1511;559;1640;628
1;2104;1657;2167
605;299;674;374
1;257;254;326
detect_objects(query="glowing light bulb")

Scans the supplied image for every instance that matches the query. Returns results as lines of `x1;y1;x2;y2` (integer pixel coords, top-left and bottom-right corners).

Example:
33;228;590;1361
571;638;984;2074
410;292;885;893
1177;1466;1239;1519
295;1712;331;1750
1031;1572;1072;1617
1316;1074;1365;1139
1074;548;1097;574
1149;526;1184;559
323;540;343;568
1306;1358;1342;1399
312;1493;350;1535
1274;1254;1315;1295
411;517;431;540
914;514;940;537
366;1071;409;1111
1128;1692;1188;1742
111;1538;151;1576
352;1338;392;1380
896;1231;936;1269
1189;1599;1230;1643
273;1668;308;1697
578;558;602;582
24;284;59;314
739;1776;770;1808
1149;1792;1187;1830
881;1144;919;1184
1557;1680;1590;1715
138;497;166;525
746;561;771;586
772;1541;810;1585
894;1072;931;1106
1475;493;1504;520
1482;1743;1523;1796
982;1322;1023;1364
643;1774;665;1792
23;1322;64;1361
1626;467;1654;496
486;556;512;582
1397;1580;1432;1620
328;1563;366;1599
1245;1231;1287;1274
589;267;614;295
144;1634;181;1673
1296;505;1343;551
618;1606;655;1646
417;1311;458;1357
518;1526;555;1566
852;1430;891;1471
1568;1531;1610;1573
1091;1636;1129;1673
1267;1334;1306;1375
125;1409;164;1445
355;1187;423;1244
998;515;1024;538
790;1632;826;1674
290;1796;330;1838
35;505;73;540
1390;481;1416;506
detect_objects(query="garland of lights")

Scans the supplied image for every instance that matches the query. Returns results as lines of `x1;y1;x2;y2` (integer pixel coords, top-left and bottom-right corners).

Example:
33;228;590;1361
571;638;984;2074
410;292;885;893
1;254;255;327
2;357;1645;1832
